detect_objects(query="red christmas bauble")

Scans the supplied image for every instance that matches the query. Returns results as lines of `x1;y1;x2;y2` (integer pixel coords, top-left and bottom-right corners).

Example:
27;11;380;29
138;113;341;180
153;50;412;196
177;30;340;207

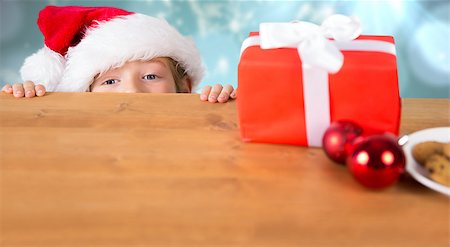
322;120;363;164
347;134;406;189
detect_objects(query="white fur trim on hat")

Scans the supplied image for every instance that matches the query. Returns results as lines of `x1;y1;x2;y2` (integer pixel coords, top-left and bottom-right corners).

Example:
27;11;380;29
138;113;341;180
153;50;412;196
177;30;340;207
59;13;204;92
20;46;65;92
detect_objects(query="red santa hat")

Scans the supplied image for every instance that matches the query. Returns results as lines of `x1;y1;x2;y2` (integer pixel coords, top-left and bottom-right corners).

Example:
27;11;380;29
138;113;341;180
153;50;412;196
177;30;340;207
20;6;204;92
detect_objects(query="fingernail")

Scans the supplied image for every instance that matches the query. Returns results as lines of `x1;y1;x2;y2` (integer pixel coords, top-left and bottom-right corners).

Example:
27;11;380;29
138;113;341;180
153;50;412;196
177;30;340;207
26;90;32;96
200;95;207;100
209;96;216;100
14;91;22;95
37;90;43;95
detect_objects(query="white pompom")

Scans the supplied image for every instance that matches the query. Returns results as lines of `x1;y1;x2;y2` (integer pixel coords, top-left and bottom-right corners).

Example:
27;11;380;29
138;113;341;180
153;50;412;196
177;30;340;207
20;46;65;92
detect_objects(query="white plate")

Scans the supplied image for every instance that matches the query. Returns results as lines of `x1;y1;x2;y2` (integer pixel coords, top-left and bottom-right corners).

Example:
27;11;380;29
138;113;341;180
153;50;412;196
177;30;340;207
402;127;450;196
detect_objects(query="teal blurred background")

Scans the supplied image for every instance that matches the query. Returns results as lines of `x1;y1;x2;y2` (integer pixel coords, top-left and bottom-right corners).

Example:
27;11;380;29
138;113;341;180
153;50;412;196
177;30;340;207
1;0;449;98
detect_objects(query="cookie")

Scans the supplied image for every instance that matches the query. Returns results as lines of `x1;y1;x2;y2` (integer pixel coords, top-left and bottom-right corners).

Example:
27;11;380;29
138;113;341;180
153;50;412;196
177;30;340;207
412;141;444;165
425;154;450;187
443;142;450;159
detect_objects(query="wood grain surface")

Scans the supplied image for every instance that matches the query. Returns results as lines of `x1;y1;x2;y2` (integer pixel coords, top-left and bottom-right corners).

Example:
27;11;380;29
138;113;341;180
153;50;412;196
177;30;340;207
0;93;449;247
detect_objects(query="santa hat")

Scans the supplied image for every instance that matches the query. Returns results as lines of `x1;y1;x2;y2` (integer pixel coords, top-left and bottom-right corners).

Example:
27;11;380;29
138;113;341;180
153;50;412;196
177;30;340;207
20;6;204;92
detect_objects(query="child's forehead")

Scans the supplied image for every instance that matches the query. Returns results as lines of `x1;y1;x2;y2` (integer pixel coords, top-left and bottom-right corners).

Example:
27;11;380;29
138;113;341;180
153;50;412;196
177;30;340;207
121;57;173;69
143;57;171;66
117;58;171;70
94;57;172;78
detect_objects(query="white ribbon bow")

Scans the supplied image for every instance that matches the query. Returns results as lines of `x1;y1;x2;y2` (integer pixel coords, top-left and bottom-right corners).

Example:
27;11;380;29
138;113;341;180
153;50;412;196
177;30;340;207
259;14;361;73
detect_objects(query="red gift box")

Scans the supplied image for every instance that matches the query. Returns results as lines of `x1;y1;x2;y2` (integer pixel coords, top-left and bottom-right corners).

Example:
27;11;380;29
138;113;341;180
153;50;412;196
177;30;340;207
237;26;401;147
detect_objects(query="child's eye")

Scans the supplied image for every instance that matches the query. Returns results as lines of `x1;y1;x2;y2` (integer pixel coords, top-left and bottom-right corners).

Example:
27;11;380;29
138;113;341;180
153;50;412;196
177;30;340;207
102;79;118;85
143;74;157;80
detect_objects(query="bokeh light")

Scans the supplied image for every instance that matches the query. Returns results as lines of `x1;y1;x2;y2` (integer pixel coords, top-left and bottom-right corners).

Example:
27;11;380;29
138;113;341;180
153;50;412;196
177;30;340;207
356;151;370;166
381;150;395;166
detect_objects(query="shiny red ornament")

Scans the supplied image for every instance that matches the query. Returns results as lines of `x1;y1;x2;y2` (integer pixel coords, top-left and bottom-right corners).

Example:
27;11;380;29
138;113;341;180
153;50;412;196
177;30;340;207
347;134;406;189
322;120;364;164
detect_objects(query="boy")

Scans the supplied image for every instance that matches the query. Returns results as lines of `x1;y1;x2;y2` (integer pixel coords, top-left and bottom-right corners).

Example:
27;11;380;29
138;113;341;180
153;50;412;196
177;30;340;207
2;6;236;103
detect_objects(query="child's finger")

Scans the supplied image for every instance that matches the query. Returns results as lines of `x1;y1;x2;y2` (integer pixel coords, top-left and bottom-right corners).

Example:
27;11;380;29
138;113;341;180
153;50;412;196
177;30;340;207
35;84;46;97
217;84;234;103
23;81;36;98
200;85;212;101
230;88;237;99
12;83;25;98
208;84;223;103
2;84;13;94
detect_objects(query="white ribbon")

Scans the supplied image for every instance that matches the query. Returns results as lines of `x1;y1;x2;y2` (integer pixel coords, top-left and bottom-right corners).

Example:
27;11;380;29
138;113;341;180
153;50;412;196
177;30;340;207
259;14;361;73
240;15;396;147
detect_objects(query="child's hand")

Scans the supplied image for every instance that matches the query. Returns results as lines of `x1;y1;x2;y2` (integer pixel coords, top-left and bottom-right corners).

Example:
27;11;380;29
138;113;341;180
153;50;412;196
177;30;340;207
1;81;46;98
200;84;237;103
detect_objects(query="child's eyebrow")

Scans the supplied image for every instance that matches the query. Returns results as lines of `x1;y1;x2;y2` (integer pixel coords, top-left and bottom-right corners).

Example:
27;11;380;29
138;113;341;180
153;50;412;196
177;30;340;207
148;59;168;68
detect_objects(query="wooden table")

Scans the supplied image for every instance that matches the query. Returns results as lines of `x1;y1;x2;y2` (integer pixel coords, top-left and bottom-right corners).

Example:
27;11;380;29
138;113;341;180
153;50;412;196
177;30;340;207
0;93;448;247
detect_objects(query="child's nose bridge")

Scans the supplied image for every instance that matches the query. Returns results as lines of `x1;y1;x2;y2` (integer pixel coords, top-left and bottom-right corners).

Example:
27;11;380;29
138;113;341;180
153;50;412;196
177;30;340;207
121;74;145;93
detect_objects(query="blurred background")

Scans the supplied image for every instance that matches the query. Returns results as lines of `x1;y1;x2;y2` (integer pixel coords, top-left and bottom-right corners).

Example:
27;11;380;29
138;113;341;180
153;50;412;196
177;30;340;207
0;0;449;98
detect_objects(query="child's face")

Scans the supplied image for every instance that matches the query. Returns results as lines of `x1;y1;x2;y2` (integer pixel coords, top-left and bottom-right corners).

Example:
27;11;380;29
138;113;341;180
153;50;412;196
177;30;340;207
90;58;177;93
